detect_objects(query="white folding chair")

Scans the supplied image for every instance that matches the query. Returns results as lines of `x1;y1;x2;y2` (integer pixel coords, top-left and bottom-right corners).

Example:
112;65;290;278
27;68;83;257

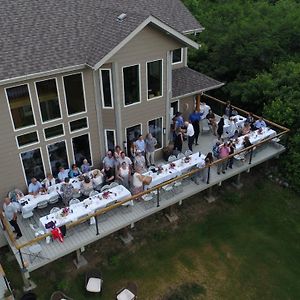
22;210;33;219
109;182;119;189
48;194;59;205
69;198;80;206
184;150;193;156
177;152;185;159
50;207;60;214
142;193;154;210
168;155;177;162
28;244;42;263
101;185;110;192
89;190;99;197
202;118;211;134
37;200;48;209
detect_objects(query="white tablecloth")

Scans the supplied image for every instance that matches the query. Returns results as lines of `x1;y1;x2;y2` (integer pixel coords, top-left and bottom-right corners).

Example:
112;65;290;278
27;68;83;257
39;185;131;229
223;115;246;137
200;104;211;120
19;173;95;214
143;152;205;189
235;127;277;151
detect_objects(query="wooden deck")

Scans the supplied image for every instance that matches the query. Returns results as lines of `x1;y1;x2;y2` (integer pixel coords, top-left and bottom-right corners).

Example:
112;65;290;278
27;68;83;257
3;133;286;273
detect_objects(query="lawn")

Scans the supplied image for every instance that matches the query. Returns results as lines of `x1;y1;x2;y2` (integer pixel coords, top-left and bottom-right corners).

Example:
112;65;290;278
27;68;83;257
2;175;300;299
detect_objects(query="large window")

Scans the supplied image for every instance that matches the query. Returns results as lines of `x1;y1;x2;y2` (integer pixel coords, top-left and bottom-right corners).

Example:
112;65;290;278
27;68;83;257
36;79;61;122
172;48;183;64
148;117;163;149
47;141;69;176
171;101;179;116
72;134;92;166
104;130;116;151
147;60;162;99
20;148;45;184
126;124;141;157
100;69;113;108
69;118;88;132
6;84;35;130
123;65;140;106
17;132;39;148
63;73;86;115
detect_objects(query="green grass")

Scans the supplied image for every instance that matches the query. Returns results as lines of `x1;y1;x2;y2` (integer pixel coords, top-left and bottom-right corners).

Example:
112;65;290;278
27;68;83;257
2;179;300;299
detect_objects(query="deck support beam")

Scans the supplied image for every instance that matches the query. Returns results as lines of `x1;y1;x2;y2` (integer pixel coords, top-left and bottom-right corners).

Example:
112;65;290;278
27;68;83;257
73;249;88;269
165;206;179;223
232;173;243;189
119;227;134;245
205;187;216;203
21;268;36;292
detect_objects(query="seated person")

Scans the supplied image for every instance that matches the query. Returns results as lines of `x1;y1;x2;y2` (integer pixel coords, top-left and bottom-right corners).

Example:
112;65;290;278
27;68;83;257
101;165;115;184
43;173;56;190
92;169;103;189
254;117;267;129
28;177;42;196
80;176;93;197
226;118;238;138
81;159;91;174
231;108;238;116
69;164;82;178
58;166;69;182
241;123;251;135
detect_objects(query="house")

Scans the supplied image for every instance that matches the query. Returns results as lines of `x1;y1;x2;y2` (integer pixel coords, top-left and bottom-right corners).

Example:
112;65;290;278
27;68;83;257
0;0;223;198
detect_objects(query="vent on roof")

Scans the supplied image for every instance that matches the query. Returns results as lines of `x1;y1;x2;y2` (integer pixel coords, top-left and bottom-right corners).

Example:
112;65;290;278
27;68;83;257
117;13;127;22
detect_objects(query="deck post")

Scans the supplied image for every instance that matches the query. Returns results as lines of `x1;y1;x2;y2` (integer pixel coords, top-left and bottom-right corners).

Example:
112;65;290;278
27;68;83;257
205;187;216;203
21;268;36;291
206;166;211;184
73;249;88;269
95;216;99;236
249;148;253;164
232;173;243;189
156;188;160;207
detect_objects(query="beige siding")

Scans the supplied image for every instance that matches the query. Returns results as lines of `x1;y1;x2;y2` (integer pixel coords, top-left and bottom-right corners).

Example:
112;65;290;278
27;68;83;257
0;68;101;198
109;24;182;144
179;96;194;121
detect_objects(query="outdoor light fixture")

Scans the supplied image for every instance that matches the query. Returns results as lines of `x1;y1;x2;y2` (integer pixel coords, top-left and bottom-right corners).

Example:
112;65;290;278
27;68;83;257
163;128;166;135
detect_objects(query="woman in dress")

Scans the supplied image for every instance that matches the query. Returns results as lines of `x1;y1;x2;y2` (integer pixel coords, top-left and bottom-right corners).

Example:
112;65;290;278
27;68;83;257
241;123;251;135
174;127;183;153
81;159;91;174
131;167;144;198
217;117;225;139
134;150;147;173
60;177;74;206
145;133;157;167
114;145;122;160
80;176;93;197
206;109;217;135
117;162;131;189
69;164;82;178
92;169;103;190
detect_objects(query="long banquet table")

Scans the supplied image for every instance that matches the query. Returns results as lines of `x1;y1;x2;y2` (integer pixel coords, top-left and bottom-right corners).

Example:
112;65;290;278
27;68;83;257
39;185;131;230
19;172;98;214
143;152;205;189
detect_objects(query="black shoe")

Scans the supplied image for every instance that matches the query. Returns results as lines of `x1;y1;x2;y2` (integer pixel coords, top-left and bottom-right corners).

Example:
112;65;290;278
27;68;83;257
217;172;220;175
195;143;199;145
16;234;22;239
13;230;17;233
229;166;233;169
222;171;226;174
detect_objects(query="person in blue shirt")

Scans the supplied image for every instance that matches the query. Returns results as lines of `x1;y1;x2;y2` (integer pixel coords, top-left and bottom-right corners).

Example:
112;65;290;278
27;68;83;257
175;112;184;129
189;110;202;145
28;177;42;195
254;117;267;129
69;164;82;178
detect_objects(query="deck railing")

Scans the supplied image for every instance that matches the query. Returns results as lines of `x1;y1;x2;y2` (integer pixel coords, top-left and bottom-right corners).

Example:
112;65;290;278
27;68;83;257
0;94;290;271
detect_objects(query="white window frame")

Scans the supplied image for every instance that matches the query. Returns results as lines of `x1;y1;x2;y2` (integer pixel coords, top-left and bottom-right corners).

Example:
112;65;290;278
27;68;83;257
148;116;164;151
34;77;63;125
146;59;164;101
122;64;142;107
19;147;46;186
68;117;89;133
104;129;116;151
172;48;183;65
62;72;87;117
5;83;36;132
43;123;65;141
46;139;70;173
16;131;40;149
70;132;93;167
99;68;114;109
124;123;143;147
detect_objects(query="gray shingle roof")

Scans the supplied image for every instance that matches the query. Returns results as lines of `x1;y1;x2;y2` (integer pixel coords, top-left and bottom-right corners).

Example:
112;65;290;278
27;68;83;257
0;0;202;81
172;67;224;98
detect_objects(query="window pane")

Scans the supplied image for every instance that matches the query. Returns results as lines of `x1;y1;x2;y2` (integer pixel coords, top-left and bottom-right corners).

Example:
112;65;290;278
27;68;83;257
36;79;61;122
172;48;182;64
72;134;91;166
63;73;85;115
21;149;45;184
47;141;69;176
148;118;163;149
70;118;88;132
17;132;38;147
6;85;34;129
126;124;141;157
147;60;162;99
123;65;140;106
171;101;179;116
44;125;64;139
101;70;113;107
105;130;115;151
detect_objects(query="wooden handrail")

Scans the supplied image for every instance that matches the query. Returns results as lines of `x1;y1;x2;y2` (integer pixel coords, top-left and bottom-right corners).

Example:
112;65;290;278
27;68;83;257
0;213;18;248
203;93;290;132
13;129;289;250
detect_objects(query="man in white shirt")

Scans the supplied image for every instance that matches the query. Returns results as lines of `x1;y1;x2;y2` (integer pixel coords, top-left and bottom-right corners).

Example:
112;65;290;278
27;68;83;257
28;178;42;195
3;197;22;239
185;121;195;151
58;167;69;182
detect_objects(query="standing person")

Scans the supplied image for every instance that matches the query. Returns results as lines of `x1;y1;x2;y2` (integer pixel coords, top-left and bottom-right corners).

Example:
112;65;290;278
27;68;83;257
118;151;133;171
224;101;232;118
175;112;184;129
3;197;22;239
134;150;147;173
102;151;116;169
101;165;115;184
132;167;144;197
227;141;235;169
206;109;217;136
134;135;146;155
184;121;195;152
217;142;230;174
174;127;184;153
117;162;131;190
60;177;74;206
145;133;157;166
189;110;201;145
217;117;225;139
114;145;122;160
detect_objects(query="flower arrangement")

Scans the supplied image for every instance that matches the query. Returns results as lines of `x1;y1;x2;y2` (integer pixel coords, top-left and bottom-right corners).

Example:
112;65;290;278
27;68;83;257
184;156;191;163
157;165;164;174
61;207;69;217
169;162;176;169
103;191;110;199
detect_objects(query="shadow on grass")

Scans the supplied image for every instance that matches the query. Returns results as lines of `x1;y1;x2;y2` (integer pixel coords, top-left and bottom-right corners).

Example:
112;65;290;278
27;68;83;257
163;282;206;300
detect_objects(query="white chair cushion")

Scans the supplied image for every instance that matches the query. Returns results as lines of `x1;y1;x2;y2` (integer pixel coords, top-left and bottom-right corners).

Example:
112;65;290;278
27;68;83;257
86;278;102;293
117;288;135;300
